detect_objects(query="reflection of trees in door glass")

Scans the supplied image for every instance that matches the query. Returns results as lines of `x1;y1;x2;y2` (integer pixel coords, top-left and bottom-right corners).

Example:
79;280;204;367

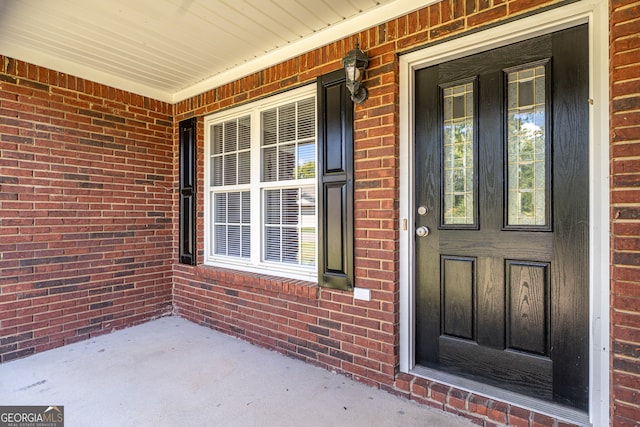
507;65;546;226
442;82;474;225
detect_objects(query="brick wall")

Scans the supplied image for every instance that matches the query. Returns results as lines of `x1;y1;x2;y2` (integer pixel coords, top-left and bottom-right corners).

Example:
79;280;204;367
610;0;640;425
0;57;174;362
1;0;635;425
173;0;590;426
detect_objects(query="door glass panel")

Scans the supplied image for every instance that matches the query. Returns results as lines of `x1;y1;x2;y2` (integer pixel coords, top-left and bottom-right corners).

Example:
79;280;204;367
506;65;547;226
443;82;475;225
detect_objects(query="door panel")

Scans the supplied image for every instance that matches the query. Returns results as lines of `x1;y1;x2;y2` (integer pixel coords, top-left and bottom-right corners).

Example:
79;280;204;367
506;261;549;355
442;256;475;339
414;25;589;410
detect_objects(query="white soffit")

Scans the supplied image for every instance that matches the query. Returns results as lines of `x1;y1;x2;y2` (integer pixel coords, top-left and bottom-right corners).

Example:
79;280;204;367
0;0;431;103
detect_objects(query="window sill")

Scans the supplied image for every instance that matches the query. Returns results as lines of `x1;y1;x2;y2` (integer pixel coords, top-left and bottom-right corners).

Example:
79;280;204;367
194;264;318;300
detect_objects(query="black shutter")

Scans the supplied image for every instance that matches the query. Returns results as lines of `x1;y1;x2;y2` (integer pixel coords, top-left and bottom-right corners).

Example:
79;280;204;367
317;69;354;290
179;117;197;265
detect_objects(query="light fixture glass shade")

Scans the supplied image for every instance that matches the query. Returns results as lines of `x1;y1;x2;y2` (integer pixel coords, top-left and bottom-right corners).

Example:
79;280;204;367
345;63;357;82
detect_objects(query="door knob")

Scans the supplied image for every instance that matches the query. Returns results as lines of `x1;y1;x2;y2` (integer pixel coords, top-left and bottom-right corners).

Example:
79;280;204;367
415;226;430;237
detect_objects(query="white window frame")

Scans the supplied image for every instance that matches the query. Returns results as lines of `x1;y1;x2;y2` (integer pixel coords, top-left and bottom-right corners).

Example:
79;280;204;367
204;84;318;281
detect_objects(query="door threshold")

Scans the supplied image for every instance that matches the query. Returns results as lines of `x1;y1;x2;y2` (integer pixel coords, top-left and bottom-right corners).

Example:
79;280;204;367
410;365;590;426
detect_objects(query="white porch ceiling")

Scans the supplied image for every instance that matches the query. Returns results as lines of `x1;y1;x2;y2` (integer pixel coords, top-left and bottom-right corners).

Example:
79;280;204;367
0;0;427;103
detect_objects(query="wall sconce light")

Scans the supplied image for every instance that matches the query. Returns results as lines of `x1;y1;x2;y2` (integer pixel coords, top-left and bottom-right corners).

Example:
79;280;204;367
342;39;369;104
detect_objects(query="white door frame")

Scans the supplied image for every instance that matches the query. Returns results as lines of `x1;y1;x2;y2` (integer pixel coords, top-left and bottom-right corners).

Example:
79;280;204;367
398;0;609;425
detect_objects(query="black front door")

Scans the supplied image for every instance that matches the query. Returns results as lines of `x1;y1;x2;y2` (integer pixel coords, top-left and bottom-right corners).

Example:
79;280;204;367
414;25;589;410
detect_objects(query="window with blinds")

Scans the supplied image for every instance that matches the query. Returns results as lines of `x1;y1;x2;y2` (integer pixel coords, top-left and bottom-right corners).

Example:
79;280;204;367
204;85;317;280
211;116;251;258
261;97;316;268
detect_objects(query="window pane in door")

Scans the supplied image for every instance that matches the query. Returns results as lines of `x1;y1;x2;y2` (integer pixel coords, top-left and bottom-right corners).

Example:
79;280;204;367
442;82;475;225
507;65;547;226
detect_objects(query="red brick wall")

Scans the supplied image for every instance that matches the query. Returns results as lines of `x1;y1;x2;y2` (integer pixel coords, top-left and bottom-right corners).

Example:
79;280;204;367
610;0;640;425
1;0;635;425
173;0;590;425
0;57;174;362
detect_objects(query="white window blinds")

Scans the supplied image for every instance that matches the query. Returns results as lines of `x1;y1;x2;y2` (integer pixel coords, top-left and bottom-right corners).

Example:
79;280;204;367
205;85;317;280
211;115;252;259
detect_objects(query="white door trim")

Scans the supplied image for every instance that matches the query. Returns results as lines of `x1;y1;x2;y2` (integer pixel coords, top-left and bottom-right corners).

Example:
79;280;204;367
398;1;610;425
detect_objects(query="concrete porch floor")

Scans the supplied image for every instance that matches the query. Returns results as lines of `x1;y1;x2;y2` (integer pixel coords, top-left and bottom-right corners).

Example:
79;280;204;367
0;316;472;427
